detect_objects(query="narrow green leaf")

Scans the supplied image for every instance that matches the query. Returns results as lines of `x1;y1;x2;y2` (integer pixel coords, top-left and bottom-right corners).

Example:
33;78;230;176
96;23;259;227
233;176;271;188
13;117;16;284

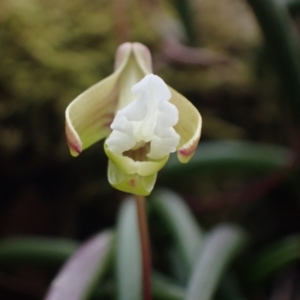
217;273;247;300
246;0;300;127
153;272;186;300
44;230;114;300
167;247;190;285
171;0;197;45
90;272;186;300
185;224;247;300
163;140;292;176
150;189;203;282
246;235;300;284
286;0;300;14
0;237;78;268
116;197;142;300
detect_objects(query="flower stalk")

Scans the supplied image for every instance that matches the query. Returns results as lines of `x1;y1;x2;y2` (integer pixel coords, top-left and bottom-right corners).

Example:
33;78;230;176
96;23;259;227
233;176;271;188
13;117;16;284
135;195;152;300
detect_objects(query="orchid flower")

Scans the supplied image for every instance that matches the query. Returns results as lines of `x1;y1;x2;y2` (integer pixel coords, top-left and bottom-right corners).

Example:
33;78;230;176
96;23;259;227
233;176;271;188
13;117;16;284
65;42;202;196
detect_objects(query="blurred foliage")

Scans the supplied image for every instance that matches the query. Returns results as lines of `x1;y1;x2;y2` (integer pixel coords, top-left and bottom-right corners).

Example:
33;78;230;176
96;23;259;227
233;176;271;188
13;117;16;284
0;0;160;158
165;0;262;91
0;0;300;299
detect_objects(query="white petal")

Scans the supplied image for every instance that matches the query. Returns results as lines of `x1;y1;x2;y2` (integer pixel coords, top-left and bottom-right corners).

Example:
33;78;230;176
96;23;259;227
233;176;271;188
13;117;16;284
148;127;180;159
106;74;180;159
111;115;131;132
131;74;171;103
116;97;147;122
156;101;179;128
105;130;135;154
106;116;135;154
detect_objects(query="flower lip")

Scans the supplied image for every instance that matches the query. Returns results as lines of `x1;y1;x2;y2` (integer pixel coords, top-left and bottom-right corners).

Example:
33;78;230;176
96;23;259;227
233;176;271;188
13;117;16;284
104;143;169;177
107;160;157;196
105;74;180;162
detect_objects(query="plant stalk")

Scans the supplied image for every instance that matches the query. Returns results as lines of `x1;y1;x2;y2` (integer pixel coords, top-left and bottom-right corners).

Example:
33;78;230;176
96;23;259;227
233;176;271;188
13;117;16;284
135;195;152;300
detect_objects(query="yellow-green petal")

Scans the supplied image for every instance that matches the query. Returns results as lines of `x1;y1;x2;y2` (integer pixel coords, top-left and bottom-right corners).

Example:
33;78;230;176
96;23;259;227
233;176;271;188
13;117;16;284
116;44;152;111
65;74;118;156
169;87;202;163
104;144;169;176
132;43;152;74
65;45;133;157
107;160;157;196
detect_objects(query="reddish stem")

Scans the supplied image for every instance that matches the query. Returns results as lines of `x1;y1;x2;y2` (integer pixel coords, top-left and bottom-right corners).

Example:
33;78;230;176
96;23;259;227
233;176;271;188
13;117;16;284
135;195;152;300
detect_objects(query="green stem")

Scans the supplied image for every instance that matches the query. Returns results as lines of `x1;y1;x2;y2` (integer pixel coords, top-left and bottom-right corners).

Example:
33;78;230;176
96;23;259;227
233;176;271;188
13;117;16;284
135;195;152;300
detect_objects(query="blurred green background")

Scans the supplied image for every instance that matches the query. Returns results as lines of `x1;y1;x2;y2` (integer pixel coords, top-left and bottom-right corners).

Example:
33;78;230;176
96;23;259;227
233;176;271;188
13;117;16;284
1;0;300;299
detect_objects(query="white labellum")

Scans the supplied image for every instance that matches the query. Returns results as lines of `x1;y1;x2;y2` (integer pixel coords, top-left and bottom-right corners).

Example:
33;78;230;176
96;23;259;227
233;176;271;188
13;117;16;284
105;74;180;159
